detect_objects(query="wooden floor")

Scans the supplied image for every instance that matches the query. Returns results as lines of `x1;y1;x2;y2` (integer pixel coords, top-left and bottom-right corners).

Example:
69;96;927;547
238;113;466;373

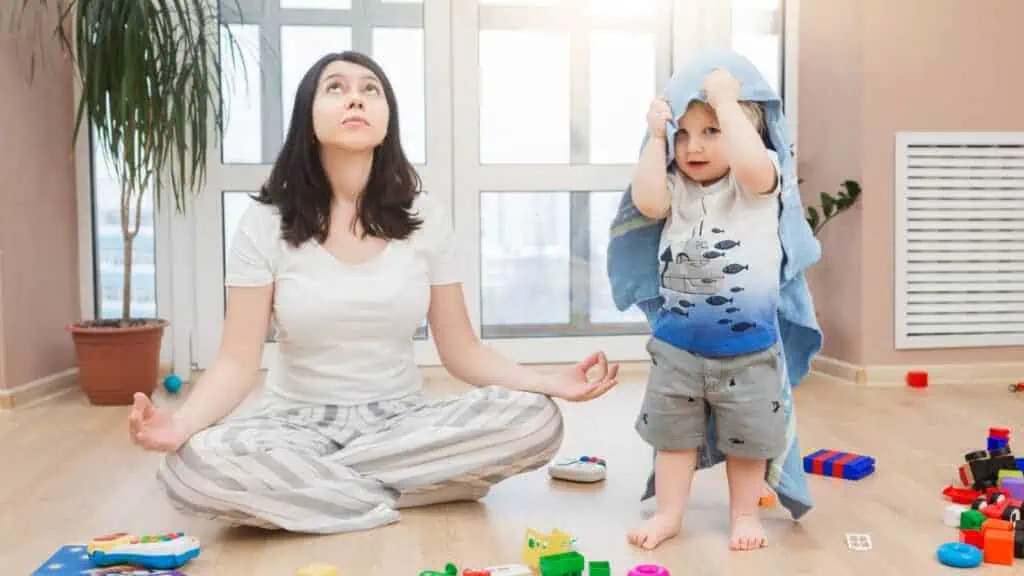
1;371;1021;575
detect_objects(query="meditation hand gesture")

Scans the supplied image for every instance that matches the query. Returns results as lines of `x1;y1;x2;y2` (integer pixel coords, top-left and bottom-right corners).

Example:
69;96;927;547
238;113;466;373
543;351;620;402
129;393;188;453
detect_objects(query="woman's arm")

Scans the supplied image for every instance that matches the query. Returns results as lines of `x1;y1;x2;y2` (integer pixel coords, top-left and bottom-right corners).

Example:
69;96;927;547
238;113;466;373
428;283;619;401
171;285;273;437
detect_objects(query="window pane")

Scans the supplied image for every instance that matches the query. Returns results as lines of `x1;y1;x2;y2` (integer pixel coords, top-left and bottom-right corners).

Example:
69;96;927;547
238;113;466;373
280;0;352;9
92;132;156;320
382;0;422;3
481;192;570;332
373;27;426;164
281;26;353;139
220;24;262;164
479;31;569;164
731;0;782;95
589;32;655;164
587;0;658;16
589;192;648;324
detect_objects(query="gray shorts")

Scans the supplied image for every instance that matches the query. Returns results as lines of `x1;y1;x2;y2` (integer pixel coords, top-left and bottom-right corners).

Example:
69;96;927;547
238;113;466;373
634;337;786;460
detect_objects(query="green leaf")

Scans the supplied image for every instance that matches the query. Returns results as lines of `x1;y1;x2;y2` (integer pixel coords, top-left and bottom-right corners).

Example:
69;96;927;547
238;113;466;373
806;206;819;230
821;192;836;218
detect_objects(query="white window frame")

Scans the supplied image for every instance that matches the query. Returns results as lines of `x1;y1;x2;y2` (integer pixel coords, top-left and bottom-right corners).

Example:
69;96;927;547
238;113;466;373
75;0;798;376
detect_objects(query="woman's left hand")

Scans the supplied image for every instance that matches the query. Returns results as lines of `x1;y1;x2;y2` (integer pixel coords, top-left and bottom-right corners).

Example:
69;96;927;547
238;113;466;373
543;351;620;402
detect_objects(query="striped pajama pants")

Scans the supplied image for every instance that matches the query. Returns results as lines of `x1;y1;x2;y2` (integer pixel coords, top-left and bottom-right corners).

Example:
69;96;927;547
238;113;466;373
157;385;563;534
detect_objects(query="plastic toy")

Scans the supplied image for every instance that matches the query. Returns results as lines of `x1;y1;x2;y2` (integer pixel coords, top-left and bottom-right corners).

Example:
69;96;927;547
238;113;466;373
32;545;187;575
802;449;875;480
628;565;670;576
959;529;983;549
936;542;982;568
588;561;611;576
758;492;777;508
87;532;199;570
297;563;338;576
905;370;928;388
1009;382;1022;392
521;528;573;569
548;456;607;483
538;551;584;576
958;509;985;530
960;447;1018;490
1002;476;1024;500
418;563;457;576
163;374;183;394
1017;457;1024;472
845;533;872;551
984;529;1015;565
942;484;982;504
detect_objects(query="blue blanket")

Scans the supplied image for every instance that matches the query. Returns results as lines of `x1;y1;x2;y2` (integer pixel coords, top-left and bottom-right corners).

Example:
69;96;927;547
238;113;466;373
607;50;822;519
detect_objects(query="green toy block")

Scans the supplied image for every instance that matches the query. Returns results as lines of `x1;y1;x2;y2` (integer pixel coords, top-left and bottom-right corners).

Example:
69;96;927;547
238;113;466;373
538;551;585;576
588;560;611;576
997;469;1023;480
960;509;985;531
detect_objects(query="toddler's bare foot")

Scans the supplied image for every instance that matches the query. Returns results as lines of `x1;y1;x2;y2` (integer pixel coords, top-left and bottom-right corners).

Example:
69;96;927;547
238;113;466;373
628;513;682;550
730;512;767;551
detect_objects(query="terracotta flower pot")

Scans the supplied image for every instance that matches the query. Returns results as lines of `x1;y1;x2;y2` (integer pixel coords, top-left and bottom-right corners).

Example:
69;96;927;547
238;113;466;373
67;318;169;405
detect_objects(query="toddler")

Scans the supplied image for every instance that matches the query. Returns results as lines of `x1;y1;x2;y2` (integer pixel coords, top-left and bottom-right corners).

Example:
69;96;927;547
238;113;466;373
626;69;784;552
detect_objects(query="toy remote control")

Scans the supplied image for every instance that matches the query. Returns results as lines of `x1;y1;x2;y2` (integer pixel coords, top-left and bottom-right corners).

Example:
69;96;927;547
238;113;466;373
87;532;200;570
548;455;607;483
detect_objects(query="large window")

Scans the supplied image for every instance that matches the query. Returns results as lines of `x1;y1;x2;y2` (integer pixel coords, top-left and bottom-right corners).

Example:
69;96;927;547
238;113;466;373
89;0;787;368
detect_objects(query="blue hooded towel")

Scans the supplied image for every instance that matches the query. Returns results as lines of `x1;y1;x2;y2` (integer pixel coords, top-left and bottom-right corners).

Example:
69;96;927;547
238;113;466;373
607;51;822;519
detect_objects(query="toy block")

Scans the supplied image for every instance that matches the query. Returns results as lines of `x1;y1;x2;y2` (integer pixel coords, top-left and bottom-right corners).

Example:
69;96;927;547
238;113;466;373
522;528;573;569
1015;524;1024;559
963;447;1018;490
538;551;584;576
990;427;1011;438
296;563;338;576
981;519;1013;539
417;563;457;576
959;529;983;549
1017;457;1024;471
983;530;1014;565
803;449;875;480
758;492;777;508
945;504;968;527
1000;476;1024;500
988;436;1009;451
588;561;611;576
905;370;928;387
943;484;982;504
998;469;1023;480
959;509;985;531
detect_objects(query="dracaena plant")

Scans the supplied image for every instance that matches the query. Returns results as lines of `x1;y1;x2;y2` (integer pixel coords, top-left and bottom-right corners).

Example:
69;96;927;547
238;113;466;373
6;0;244;324
805;179;861;237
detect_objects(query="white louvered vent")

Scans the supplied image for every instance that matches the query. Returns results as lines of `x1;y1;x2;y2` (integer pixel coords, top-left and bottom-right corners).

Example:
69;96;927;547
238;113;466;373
895;132;1024;349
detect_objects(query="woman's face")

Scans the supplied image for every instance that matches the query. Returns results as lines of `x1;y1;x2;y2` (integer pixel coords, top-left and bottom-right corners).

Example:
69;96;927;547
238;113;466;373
311;59;389;153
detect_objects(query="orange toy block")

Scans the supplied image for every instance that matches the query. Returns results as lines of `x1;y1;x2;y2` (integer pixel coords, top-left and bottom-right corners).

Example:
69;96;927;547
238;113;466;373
983;530;1014;565
758;493;777;508
981;518;1013;539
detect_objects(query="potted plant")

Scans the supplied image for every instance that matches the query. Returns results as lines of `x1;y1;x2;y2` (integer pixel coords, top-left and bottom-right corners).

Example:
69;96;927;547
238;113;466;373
7;1;241;404
805;179;861;236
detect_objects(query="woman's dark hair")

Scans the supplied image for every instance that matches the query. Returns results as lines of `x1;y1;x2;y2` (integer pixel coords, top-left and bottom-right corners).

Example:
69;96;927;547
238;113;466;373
254;51;422;246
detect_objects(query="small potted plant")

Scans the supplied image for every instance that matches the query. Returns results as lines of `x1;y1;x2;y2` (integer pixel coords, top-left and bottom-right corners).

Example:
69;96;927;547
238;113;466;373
7;1;242;404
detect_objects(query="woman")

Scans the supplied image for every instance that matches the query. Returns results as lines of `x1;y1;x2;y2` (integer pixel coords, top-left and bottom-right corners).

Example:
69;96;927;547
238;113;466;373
128;51;619;534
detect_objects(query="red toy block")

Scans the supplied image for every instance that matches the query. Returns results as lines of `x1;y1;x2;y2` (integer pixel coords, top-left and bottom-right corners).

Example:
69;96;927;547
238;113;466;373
990;428;1011;439
943;485;982;504
906;370;928;388
960;529;984;549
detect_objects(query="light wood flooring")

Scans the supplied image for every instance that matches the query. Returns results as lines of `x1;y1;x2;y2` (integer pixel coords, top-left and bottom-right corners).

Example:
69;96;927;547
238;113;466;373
1;370;1022;575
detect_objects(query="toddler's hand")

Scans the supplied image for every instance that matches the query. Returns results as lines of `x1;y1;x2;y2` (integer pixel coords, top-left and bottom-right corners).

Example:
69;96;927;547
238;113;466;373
703;69;741;108
646;98;673;139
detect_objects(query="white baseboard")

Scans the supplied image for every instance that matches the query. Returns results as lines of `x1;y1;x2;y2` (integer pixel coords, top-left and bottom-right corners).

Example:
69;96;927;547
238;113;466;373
0;368;79;409
811;355;1024;387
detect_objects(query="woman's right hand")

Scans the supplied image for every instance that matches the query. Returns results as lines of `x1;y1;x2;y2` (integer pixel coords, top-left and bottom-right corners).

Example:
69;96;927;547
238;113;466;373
647;97;673;139
129;393;189;452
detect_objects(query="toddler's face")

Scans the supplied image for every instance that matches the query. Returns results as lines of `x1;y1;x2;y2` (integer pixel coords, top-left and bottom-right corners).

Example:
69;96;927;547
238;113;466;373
673;101;729;185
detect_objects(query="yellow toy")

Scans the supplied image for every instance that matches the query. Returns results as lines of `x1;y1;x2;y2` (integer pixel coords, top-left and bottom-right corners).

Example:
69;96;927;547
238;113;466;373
521;528;573;569
296;562;339;576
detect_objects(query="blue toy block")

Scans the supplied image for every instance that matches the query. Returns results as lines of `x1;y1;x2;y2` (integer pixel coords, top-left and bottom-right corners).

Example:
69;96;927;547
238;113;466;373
1016;457;1024;472
803;449;876;480
987;436;1009;451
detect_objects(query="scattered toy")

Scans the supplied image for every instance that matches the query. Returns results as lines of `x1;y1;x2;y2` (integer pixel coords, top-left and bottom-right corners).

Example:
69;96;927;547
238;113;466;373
548;456;607;483
296;563;339;576
87;532;199;570
845;533;872;551
803;449;875;480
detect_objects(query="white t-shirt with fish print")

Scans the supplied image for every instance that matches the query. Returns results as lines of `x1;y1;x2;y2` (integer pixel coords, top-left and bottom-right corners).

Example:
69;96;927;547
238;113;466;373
652;150;782;358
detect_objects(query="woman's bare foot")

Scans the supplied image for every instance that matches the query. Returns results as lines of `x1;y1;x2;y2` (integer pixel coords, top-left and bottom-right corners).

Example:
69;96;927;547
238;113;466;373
628;512;683;550
730;512;767;551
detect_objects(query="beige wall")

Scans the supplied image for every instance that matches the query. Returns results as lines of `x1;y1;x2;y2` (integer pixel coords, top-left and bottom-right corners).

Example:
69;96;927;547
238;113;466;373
0;5;80;391
801;0;1024;365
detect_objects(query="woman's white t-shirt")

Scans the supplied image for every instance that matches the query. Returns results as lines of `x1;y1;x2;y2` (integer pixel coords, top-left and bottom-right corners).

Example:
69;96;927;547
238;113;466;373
224;192;460;406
